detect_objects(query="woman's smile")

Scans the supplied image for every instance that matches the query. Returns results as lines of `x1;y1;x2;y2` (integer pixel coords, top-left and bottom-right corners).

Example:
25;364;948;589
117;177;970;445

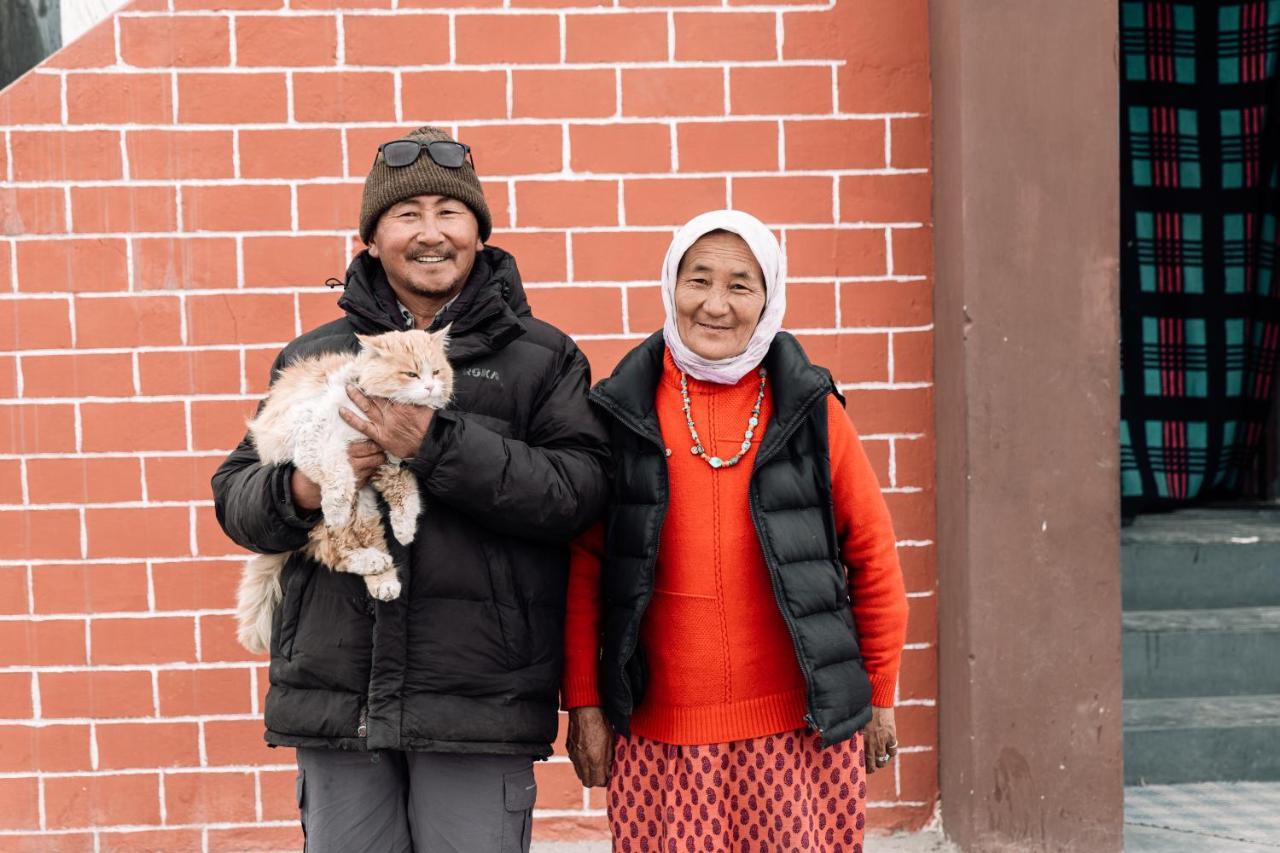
695;321;733;333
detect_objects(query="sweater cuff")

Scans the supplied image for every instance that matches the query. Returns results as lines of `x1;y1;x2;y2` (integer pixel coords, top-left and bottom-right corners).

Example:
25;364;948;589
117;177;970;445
561;674;602;710
868;671;898;708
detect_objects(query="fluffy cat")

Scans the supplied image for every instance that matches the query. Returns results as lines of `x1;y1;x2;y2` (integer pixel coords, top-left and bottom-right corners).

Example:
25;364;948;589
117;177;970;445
235;329;453;654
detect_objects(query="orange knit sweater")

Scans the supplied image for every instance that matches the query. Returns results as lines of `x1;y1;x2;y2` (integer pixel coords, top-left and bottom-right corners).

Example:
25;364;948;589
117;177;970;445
563;352;908;745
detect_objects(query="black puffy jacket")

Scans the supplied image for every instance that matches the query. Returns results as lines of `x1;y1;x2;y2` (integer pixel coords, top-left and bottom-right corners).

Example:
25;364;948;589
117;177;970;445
212;246;610;757
590;332;873;747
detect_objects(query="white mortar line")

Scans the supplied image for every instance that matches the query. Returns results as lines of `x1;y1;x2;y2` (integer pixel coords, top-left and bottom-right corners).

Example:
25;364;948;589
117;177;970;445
59;72;68;125
887;330;895;383
118;130;130;181
394;70;403;123
446;13;455;65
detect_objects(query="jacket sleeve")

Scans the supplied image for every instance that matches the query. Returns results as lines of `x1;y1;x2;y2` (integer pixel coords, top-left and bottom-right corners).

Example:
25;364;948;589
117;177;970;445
561;523;605;709
407;342;611;543
828;395;909;708
211;351;323;555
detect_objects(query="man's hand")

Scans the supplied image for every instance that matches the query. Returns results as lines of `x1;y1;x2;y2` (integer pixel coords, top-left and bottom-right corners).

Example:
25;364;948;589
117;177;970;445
289;468;323;512
339;385;435;461
863;705;898;775
290;440;387;512
567;706;613;787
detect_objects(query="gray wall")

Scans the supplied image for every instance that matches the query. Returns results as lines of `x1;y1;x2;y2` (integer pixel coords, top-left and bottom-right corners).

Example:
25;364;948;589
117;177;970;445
2;0;60;89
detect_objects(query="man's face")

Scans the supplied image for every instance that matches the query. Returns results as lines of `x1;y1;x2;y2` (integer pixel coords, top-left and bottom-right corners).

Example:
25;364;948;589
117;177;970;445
368;195;482;301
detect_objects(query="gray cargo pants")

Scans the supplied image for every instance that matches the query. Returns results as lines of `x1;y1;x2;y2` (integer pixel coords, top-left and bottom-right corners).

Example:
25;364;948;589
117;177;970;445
295;748;537;853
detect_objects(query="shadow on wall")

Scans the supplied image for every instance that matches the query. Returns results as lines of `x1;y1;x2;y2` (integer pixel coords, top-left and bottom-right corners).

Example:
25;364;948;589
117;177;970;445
2;0;59;89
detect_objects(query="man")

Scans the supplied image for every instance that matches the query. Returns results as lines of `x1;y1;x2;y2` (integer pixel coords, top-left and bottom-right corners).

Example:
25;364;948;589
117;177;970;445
212;126;610;852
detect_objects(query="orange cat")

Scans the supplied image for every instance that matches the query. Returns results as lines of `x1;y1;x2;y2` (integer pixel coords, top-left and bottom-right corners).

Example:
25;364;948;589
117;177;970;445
235;329;453;653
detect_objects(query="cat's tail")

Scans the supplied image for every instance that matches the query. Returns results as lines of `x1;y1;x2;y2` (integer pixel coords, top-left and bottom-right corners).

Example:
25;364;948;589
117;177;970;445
236;552;289;655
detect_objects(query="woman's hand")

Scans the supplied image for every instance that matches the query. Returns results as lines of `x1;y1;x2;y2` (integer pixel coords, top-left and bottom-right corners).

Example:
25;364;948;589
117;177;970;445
340;385;434;461
863;705;899;775
567;706;614;787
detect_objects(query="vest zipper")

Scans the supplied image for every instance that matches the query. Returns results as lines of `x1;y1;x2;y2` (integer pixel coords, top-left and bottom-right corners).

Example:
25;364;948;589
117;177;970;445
747;385;832;737
357;706;368;738
589;394;669;713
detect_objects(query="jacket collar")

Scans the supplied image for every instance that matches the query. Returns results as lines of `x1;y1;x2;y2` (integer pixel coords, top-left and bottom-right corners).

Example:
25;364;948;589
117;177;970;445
591;331;837;454
336;246;530;364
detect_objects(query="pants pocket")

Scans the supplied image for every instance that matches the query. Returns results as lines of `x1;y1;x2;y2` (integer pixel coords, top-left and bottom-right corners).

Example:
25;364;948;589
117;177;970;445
500;767;537;853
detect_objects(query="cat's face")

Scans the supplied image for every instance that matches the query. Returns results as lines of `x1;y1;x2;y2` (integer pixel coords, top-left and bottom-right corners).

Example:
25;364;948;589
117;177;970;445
356;329;454;409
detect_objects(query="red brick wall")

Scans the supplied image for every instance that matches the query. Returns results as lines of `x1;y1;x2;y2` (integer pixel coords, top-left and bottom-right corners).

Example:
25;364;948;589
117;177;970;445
0;0;935;847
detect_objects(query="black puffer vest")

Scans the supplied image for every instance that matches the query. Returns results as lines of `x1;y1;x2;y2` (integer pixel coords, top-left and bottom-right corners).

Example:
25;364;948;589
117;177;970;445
589;332;873;747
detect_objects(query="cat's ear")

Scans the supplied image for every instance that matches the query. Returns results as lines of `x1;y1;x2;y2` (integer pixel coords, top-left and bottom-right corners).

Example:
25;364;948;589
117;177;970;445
355;333;383;355
430;325;451;353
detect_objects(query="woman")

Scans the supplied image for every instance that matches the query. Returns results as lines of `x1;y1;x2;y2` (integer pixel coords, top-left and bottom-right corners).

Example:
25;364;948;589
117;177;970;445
563;210;909;852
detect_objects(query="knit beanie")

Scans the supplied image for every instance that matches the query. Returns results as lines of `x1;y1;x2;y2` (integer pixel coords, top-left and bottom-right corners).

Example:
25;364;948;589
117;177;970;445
359;126;492;245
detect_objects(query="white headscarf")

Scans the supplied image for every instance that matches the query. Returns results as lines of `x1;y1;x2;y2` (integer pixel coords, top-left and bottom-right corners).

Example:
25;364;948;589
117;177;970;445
661;210;787;384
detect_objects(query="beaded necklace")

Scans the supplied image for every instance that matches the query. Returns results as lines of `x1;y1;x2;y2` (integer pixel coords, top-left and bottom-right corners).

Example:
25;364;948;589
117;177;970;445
679;368;767;469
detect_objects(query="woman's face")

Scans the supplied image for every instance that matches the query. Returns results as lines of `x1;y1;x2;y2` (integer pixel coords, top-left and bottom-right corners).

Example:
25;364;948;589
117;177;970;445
674;231;767;362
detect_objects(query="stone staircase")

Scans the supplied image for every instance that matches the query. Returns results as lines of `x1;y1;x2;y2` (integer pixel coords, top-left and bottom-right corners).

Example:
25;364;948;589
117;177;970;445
1122;507;1280;785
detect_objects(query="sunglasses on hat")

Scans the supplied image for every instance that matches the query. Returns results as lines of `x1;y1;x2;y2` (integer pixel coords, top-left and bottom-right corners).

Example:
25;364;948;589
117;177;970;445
376;139;476;170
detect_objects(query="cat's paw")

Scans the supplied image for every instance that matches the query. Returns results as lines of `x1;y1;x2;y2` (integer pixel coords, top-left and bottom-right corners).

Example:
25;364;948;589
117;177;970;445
366;571;401;602
389;501;419;545
344;547;393;577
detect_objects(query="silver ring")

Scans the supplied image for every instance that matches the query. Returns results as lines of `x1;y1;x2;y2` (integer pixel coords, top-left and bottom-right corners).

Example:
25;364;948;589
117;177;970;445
876;754;890;763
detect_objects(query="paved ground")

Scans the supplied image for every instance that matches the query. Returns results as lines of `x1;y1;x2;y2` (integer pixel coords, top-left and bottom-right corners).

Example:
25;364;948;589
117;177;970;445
1125;782;1280;851
536;782;1280;850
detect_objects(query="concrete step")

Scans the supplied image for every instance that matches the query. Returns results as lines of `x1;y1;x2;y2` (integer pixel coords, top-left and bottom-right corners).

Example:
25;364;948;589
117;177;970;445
1122;508;1280;611
1123;606;1280;698
1124;695;1280;784
1123;606;1280;699
1123;543;1280;610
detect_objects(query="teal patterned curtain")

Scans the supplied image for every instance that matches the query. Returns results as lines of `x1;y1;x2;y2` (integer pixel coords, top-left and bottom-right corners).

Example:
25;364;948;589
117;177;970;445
1120;1;1280;512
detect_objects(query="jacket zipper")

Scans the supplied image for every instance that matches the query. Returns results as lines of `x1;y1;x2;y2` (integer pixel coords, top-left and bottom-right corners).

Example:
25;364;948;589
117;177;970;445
746;386;832;736
590;394;669;714
357;706;368;738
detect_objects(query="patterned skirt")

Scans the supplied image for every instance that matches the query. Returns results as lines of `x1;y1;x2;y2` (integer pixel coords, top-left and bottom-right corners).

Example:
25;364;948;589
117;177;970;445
607;729;867;853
